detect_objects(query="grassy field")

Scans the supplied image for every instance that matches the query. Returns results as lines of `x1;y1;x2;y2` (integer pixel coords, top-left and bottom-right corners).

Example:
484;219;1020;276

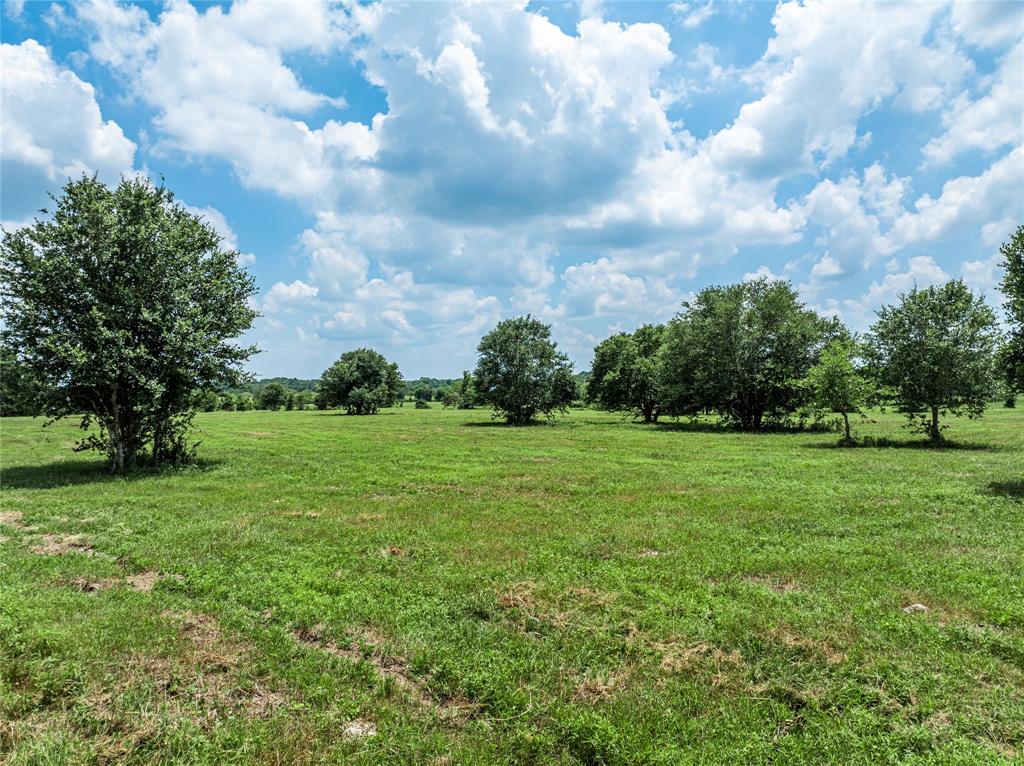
1;405;1022;765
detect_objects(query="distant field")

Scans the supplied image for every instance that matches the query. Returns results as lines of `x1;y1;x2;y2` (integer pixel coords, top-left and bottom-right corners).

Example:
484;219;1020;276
1;406;1022;765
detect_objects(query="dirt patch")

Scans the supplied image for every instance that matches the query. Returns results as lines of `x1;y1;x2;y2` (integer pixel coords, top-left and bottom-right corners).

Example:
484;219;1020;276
571;671;628;703
355;512;385;524
0;536;11;544
294;624;473;722
741;575;800;593
31;533;102;557
243;431;277;438
277;511;321;519
497;581;536;610
0;511;27;528
126;571;166;591
765;625;846;665
381;545;407;557
638;549;662;557
68;576;119;592
656;639;746;686
341;718;377;739
65;571;176;593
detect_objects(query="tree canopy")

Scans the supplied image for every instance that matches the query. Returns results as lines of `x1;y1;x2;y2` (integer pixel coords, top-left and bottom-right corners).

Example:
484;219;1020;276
257;382;289;411
588;324;664;423
999;225;1024;392
658;279;835;429
867;280;998;442
806;338;872;443
474;315;576;425
0;175;257;471
316;348;402;415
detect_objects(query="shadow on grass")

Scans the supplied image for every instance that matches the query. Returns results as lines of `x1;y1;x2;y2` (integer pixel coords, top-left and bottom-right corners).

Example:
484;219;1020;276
989;481;1024;501
461;419;556;428
0;458;223;490
807;437;999;451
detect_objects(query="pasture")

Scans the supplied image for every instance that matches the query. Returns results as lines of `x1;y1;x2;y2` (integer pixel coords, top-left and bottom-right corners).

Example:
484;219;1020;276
1;406;1022;764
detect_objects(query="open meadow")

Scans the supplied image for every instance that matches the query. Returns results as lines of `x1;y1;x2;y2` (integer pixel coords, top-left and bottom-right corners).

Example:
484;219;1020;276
1;406;1022;765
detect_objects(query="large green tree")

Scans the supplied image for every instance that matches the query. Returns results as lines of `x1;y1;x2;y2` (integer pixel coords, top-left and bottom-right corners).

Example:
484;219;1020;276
474;315;576;425
999;225;1024;392
588;324;665;423
0;176;257;471
658;279;835;429
316;348;402;415
867;280;999;442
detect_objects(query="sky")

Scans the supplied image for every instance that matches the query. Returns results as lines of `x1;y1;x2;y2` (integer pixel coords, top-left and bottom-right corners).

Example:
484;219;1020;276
1;0;1022;379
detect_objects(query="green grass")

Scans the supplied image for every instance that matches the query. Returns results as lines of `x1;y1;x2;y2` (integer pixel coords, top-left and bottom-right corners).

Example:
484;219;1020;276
1;406;1022;765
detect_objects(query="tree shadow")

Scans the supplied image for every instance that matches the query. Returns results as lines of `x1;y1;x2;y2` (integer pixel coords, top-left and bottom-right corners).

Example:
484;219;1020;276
988;481;1024;501
807;437;999;451
0;458;223;490
652;420;733;434
461;419;557;428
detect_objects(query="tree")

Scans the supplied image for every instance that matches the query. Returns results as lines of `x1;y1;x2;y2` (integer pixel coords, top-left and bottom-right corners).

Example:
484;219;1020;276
317;348;402;415
413;384;434;402
866;280;999;442
196;390;221;413
0;176;257;471
257;382;289;411
473;315;576;425
805;338;872;443
658;279;835;429
0;345;42;417
999;225;1024;392
455;371;476;409
588;324;664;423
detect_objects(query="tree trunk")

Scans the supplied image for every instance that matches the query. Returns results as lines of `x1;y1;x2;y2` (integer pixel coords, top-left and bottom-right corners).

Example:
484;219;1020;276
843;411;851;442
930;405;940;442
110;391;125;473
642;403;654;424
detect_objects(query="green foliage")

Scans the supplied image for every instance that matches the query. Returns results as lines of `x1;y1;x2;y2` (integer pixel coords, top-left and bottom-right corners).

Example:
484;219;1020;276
805;339;872;443
195;390;221;413
473;315;576;425
316;348;402;415
257;382;289;411
456;371;477;409
867;280;999;442
0;345;42;417
588;324;664;423
414;399;430;409
999;225;1024;392
0;175;257;471
413;385;434;402
659;279;835;429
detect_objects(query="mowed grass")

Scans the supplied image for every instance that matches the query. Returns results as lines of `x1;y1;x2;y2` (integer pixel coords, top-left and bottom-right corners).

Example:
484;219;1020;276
1;406;1022;765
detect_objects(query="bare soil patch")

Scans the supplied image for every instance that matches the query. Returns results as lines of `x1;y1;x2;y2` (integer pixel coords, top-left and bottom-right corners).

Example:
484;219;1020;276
65;571;176;593
0;511;27;528
31;533;102;557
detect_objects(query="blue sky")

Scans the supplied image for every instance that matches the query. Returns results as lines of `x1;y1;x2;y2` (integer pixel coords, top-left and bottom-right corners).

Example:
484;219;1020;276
2;0;1021;379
